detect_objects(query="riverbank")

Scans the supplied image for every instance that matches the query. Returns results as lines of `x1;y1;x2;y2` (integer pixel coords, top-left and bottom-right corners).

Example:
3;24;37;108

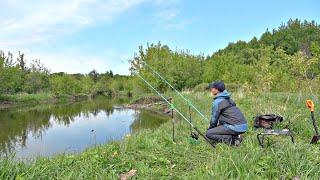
1;91;320;179
124;95;172;116
0;93;114;109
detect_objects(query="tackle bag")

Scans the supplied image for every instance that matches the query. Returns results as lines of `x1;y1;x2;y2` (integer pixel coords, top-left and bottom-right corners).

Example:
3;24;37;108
253;114;283;129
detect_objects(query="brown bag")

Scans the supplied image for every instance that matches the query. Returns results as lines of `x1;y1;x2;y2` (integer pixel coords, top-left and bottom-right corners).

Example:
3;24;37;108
254;114;283;129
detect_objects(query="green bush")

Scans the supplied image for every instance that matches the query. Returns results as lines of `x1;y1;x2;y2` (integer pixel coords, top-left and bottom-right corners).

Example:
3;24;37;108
23;72;50;93
193;83;209;92
49;75;81;95
0;67;25;94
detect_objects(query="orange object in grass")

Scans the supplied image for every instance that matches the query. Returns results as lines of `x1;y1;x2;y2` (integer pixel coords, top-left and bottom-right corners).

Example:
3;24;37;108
306;100;315;112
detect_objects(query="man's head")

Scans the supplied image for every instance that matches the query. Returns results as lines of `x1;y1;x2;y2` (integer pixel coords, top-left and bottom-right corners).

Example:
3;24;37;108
209;81;225;96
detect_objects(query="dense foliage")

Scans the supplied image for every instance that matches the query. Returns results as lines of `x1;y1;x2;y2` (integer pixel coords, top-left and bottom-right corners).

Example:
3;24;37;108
0;52;132;97
131;19;320;95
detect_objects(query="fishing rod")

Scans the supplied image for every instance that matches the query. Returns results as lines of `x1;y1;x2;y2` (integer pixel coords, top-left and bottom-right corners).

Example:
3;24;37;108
135;72;215;149
140;61;210;122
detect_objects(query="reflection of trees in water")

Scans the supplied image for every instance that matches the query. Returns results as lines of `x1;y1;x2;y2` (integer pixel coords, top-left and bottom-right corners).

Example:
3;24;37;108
0;97;124;155
46;98;115;125
0;110;51;155
130;110;169;133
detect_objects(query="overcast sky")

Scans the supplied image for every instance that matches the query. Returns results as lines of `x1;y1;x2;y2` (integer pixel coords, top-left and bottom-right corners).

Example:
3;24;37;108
1;0;319;74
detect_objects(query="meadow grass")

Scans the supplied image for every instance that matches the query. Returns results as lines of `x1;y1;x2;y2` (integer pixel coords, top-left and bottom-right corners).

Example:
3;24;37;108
0;91;320;179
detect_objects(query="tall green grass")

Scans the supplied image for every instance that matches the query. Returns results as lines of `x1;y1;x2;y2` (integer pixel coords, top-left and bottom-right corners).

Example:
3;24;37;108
0;93;54;103
0;93;90;109
0;92;319;179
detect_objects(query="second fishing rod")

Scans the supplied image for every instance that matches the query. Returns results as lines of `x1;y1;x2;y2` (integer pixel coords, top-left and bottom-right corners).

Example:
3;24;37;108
140;61;210;123
135;72;216;149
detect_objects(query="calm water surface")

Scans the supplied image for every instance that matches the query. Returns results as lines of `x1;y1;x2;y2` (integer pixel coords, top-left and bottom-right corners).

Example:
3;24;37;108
0;97;168;159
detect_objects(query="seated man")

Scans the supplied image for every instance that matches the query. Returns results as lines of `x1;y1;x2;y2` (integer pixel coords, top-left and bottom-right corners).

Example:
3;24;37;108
206;81;248;146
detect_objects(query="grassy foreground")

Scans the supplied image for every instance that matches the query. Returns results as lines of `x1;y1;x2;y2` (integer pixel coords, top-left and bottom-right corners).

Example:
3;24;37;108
1;91;320;179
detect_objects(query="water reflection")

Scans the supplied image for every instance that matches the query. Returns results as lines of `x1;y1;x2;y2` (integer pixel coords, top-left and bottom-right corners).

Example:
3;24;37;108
0;97;168;158
130;110;168;133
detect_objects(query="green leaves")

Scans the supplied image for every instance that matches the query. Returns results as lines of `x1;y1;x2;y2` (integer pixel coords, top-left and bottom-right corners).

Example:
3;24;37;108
0;66;25;94
131;43;204;93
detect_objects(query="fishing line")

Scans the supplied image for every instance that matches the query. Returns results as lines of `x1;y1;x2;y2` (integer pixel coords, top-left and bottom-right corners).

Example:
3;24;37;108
135;72;215;148
119;59;215;147
140;61;210;122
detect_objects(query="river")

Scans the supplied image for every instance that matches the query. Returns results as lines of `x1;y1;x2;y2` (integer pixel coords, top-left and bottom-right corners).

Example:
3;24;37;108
0;97;168;160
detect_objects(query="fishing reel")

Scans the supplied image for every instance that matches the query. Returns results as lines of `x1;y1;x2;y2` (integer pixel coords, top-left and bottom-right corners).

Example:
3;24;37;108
189;131;200;145
191;131;199;140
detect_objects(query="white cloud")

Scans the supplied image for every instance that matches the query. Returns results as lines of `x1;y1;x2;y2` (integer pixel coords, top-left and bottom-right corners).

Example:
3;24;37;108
151;0;192;30
0;0;147;47
0;0;185;74
23;51;131;75
0;0;145;74
154;8;179;22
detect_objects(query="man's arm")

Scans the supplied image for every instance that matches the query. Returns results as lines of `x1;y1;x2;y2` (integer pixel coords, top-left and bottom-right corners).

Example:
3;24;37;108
210;99;222;128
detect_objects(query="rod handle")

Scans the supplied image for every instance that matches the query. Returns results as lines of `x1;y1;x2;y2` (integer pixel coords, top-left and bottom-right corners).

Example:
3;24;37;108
193;127;215;148
306;100;315;112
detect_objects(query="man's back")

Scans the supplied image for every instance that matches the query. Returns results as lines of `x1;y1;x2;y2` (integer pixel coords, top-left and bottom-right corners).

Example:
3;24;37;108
215;98;247;126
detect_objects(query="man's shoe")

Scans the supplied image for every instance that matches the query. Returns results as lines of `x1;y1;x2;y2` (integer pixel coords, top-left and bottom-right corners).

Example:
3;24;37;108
233;135;243;147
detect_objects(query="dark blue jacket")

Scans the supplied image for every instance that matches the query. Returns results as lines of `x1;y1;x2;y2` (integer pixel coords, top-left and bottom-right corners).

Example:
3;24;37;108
211;90;248;132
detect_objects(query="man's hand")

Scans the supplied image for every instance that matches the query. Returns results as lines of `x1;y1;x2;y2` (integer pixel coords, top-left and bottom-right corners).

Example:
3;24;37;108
208;123;215;130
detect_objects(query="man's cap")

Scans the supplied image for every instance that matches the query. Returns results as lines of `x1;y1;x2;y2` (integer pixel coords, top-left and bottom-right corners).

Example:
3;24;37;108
208;81;225;92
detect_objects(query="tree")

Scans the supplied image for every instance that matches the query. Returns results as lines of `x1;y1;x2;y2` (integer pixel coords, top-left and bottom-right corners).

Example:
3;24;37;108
105;70;113;78
0;51;15;68
0;67;24;94
79;76;94;94
93;76;113;96
17;51;27;71
50;75;81;95
89;69;99;83
29;59;50;73
131;43;204;92
23;72;50;93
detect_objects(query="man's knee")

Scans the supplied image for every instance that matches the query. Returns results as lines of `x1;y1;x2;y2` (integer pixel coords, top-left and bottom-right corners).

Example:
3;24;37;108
206;129;223;140
206;126;228;136
206;128;218;139
205;130;212;139
206;132;218;141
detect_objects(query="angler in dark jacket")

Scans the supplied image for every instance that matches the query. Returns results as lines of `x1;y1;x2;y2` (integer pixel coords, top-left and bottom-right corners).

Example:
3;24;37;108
206;81;248;146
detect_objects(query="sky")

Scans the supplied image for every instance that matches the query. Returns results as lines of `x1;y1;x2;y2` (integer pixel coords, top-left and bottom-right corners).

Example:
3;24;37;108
0;0;319;75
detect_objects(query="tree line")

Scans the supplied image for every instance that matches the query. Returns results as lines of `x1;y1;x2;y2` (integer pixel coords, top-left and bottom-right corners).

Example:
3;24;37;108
0;52;132;97
131;19;320;95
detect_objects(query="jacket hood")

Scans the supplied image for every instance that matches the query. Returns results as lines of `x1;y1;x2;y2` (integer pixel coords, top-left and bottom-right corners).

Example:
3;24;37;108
214;90;230;99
